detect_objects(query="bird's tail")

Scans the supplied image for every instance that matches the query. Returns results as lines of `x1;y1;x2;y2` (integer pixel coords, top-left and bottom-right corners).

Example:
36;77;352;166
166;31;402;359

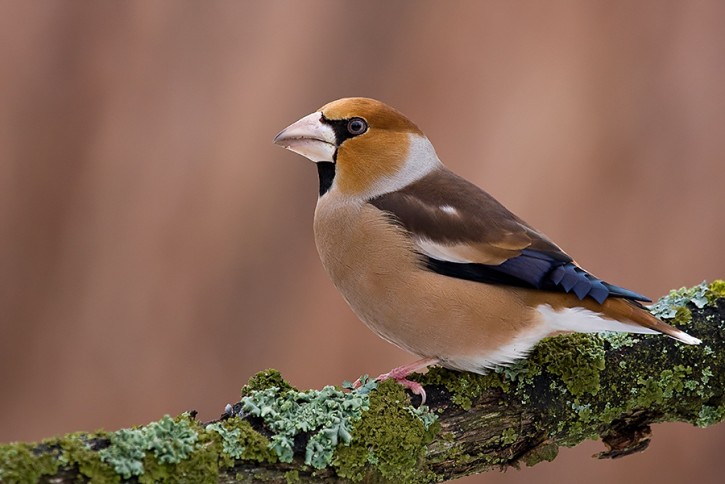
603;298;701;345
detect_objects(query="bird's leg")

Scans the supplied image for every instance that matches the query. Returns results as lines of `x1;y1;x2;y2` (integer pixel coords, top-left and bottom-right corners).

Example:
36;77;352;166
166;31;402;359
354;357;439;404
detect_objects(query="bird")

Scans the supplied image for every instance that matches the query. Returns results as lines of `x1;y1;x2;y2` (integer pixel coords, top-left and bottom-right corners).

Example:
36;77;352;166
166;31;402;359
273;97;701;401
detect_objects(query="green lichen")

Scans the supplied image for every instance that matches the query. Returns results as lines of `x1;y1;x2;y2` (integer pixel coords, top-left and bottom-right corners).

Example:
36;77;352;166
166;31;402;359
98;414;199;479
418;367;507;410
707;279;725;302
554;291;725;446
206;417;277;467
659;365;692;398
240;383;370;469
695;405;725;427
206;422;246;461
3;278;723;482
601;331;638;350
0;373;441;482
701;366;714;385
206;417;276;468
672;306;693;326
407;404;439;431
649;281;710;320
332;380;439;483
0;442;60;484
597;280;725;428
145;414;199;464
48;414;275;483
417;334;606;410
140;430;221;484
630;365;692;408
56;433;119;483
530;334;606;397
520;441;559;467
285;469;301;483
242;368;295;395
1;420;229;484
99;429;148;478
499;428;518;446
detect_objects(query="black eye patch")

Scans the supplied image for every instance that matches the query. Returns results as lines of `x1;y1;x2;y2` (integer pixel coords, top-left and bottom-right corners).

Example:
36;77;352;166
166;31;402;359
321;114;369;145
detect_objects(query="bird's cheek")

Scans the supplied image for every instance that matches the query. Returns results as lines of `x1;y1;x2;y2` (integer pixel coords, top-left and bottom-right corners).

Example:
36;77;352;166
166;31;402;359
335;135;409;195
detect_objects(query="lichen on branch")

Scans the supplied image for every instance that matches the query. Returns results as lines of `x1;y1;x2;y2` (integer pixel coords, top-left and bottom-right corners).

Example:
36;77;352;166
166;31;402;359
1;281;724;483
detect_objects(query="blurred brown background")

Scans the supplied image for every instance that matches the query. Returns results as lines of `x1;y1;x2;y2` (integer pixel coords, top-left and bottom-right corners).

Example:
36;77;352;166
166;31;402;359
1;1;724;482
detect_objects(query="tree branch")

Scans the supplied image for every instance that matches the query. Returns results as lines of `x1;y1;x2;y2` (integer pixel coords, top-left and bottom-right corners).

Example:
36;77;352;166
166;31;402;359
2;282;724;483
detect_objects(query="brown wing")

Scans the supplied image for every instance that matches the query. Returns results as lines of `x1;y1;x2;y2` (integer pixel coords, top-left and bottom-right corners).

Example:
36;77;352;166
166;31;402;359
368;167;649;304
368;167;571;264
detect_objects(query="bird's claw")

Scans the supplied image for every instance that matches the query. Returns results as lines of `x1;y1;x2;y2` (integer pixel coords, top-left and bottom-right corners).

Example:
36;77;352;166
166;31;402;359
351;372;427;404
349;358;437;404
388;376;427;404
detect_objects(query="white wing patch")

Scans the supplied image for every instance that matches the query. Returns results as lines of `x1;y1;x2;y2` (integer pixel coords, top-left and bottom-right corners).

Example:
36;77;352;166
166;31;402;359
415;238;474;263
439;205;459;216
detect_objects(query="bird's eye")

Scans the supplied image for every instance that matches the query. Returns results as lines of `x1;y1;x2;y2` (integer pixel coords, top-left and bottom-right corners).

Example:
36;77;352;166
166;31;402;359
347;117;368;135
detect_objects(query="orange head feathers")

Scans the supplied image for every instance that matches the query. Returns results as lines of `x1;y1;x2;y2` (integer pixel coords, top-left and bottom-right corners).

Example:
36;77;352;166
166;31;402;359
274;97;438;198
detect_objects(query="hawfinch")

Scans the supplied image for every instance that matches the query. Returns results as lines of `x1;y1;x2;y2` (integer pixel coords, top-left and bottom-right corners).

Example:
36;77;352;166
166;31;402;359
273;97;700;399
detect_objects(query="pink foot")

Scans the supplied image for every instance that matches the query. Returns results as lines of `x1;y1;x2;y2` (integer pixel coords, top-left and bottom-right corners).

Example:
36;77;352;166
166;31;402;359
353;358;438;404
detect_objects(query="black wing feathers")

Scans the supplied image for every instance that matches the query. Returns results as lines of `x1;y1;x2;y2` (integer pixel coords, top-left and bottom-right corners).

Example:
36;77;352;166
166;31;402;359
425;249;650;304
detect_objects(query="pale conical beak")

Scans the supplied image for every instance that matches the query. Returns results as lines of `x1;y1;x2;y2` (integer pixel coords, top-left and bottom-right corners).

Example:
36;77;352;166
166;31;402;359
273;112;336;162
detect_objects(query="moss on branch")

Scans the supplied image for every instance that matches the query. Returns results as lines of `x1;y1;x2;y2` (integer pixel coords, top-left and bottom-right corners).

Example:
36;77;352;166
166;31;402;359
2;281;725;483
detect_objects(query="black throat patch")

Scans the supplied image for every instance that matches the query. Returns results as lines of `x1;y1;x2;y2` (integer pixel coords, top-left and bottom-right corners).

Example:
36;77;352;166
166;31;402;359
317;162;336;196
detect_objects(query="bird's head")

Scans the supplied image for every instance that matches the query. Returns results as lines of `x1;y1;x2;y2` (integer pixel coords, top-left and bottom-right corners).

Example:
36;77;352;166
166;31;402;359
274;97;442;198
